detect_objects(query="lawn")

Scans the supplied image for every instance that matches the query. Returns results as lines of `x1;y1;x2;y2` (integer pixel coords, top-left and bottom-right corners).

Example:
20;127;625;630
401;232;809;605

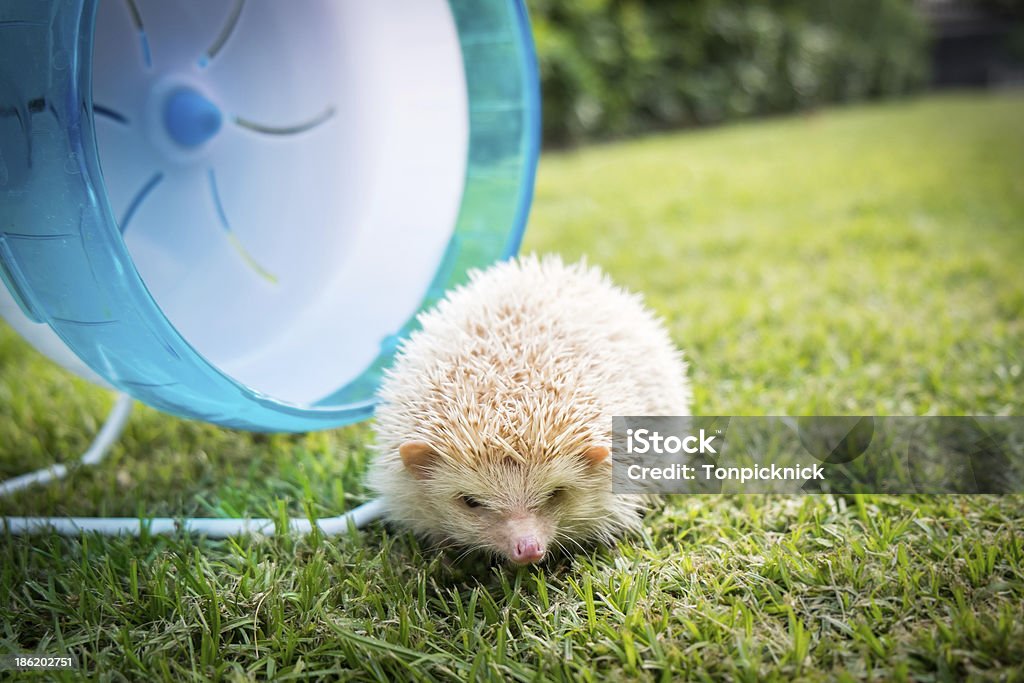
2;92;1023;681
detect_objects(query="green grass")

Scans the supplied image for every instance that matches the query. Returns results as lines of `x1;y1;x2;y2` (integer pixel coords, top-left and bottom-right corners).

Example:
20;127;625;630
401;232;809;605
2;92;1023;681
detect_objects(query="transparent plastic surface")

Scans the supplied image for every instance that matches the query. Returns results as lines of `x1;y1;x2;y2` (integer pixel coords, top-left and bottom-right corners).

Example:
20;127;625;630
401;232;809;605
91;1;472;405
0;0;540;431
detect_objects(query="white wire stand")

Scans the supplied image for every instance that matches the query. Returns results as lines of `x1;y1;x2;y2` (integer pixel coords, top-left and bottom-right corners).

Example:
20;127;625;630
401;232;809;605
0;392;385;537
0;393;134;496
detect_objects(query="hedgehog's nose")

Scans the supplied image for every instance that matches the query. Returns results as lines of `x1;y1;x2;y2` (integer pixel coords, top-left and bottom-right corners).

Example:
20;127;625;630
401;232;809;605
511;536;545;564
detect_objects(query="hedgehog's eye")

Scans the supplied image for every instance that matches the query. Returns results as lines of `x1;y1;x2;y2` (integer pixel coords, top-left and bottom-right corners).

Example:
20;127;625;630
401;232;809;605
459;494;483;509
547;487;567;502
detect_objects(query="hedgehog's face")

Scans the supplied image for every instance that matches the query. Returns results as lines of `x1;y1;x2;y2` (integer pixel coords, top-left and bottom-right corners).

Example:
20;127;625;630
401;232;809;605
398;441;613;565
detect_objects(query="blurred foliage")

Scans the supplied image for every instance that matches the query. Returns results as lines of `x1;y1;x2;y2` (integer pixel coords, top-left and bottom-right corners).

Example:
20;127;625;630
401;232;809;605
979;0;1024;16
528;0;930;144
979;0;1024;60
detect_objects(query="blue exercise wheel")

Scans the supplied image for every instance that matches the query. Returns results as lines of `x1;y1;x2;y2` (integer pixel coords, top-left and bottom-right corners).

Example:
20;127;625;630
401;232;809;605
0;0;541;432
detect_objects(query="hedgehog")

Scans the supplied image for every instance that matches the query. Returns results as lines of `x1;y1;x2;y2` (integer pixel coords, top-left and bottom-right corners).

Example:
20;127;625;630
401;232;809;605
367;254;691;565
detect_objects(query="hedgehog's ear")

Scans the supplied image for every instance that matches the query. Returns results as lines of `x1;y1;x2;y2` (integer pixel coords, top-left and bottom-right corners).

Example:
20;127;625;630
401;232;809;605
582;444;610;466
400;441;437;479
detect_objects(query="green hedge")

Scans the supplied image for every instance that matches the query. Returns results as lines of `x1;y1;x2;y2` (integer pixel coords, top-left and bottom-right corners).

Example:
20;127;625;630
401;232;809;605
528;0;930;144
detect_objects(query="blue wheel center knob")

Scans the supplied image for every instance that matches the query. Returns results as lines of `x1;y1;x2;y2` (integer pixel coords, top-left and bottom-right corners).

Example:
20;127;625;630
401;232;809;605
163;87;223;148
